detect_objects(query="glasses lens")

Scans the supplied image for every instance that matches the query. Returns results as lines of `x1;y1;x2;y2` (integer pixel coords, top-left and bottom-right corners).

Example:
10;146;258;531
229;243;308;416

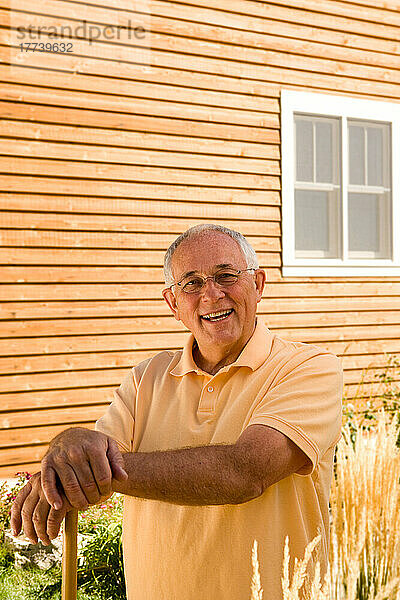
214;271;239;286
180;270;240;293
182;276;204;293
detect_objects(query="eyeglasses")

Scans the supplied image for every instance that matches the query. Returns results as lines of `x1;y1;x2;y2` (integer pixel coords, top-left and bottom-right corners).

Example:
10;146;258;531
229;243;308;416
171;268;256;294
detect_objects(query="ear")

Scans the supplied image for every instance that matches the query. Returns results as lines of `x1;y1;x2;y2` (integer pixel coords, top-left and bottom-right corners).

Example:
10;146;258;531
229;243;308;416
254;269;266;303
162;288;181;321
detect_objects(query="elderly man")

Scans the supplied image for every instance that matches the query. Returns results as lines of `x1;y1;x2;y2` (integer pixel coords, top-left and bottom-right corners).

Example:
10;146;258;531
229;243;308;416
11;224;343;599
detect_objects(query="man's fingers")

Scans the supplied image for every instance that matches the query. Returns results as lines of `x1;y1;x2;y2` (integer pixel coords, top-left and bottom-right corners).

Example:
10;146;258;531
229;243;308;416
20;493;40;545
68;457;103;506
44;461;88;510
107;438;128;482
41;462;63;510
10;481;32;537
32;498;51;545
11;471;69;547
88;451;113;498
47;506;67;541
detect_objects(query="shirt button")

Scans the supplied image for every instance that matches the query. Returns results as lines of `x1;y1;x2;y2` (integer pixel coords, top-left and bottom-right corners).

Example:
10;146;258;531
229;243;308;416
207;386;214;392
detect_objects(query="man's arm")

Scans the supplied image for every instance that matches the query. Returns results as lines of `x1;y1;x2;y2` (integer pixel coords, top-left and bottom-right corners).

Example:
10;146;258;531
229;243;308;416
113;424;310;505
41;424;310;509
12;425;310;544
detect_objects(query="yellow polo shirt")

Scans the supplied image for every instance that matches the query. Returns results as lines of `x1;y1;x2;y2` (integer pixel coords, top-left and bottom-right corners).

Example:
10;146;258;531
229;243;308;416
95;320;343;599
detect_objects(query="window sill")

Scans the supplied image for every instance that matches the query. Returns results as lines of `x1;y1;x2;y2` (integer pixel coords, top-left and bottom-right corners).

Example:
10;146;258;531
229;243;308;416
282;265;400;277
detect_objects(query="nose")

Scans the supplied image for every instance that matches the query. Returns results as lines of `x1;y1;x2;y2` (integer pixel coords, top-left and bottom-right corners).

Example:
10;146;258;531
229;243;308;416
200;277;226;301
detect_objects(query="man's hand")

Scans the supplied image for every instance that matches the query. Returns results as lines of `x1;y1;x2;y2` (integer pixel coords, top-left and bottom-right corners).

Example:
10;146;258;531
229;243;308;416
10;472;71;545
41;427;128;510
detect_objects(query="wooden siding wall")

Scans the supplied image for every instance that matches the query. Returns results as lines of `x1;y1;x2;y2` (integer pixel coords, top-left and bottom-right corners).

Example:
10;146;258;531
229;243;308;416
1;0;400;476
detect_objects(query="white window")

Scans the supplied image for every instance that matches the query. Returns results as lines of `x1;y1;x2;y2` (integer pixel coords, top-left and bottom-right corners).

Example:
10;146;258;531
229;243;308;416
281;90;400;276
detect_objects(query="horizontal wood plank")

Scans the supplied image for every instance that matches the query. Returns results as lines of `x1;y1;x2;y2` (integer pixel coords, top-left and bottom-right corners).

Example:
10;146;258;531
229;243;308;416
3;309;400;339
0;101;279;144
0;368;131;393
0;422;95;452
0;386;117;412
160;0;400;31
0;157;278;189
343;380;395;399
0;447;49;473
1;296;398;320
0;64;278;113
0;81;279;129
0;138;278;175
0;231;280;251
0;183;276;205
0;315;184;337
0;119;278;160
0;460;43;477
0;248;277;267
0;212;279;234
0;332;186;357
0;79;279;127
0;193;281;215
0;405;107;432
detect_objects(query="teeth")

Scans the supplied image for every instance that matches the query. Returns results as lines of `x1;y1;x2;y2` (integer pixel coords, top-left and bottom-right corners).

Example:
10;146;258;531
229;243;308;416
202;309;232;320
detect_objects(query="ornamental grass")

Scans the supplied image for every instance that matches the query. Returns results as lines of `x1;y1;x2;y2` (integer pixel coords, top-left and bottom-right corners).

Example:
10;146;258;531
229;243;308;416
250;409;400;600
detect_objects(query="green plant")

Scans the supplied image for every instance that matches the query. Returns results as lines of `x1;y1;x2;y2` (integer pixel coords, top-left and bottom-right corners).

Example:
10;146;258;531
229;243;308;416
78;494;123;535
0;473;31;545
26;564;62;600
77;520;125;600
342;353;400;450
0;473;31;574
76;495;125;599
25;494;125;600
0;564;102;600
342;400;378;449
0;544;13;574
374;354;400;447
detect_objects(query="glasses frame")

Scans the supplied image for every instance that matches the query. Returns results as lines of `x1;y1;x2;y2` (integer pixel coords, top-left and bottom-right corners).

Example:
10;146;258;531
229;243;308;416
170;267;256;294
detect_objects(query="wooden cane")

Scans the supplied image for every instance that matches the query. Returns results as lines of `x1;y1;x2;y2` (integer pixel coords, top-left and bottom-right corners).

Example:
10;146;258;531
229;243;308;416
62;509;79;600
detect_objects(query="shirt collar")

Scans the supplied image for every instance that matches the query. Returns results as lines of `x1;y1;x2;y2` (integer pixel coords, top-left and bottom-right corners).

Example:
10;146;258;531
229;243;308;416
169;319;274;377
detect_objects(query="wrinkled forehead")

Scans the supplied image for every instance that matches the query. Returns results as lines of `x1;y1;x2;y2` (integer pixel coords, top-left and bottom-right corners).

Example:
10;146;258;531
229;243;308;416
171;231;247;279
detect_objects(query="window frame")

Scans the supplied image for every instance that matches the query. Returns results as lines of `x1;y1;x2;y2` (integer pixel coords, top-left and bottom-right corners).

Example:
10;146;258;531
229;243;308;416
281;90;400;277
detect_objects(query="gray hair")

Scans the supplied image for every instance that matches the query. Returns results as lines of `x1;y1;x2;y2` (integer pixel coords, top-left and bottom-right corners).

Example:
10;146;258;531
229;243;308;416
163;223;259;287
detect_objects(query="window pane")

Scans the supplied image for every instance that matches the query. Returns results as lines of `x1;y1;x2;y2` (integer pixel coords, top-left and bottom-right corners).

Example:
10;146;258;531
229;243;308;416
315;121;333;183
296;120;313;182
348;193;379;253
349;125;365;185
367;127;383;187
295;190;330;252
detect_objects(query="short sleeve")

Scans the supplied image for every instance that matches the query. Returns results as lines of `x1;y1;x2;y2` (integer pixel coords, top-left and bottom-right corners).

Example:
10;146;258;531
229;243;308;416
247;352;343;475
95;368;136;453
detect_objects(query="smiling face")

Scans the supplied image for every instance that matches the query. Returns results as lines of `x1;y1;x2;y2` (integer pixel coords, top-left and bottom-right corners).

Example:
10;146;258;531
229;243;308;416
162;231;266;371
